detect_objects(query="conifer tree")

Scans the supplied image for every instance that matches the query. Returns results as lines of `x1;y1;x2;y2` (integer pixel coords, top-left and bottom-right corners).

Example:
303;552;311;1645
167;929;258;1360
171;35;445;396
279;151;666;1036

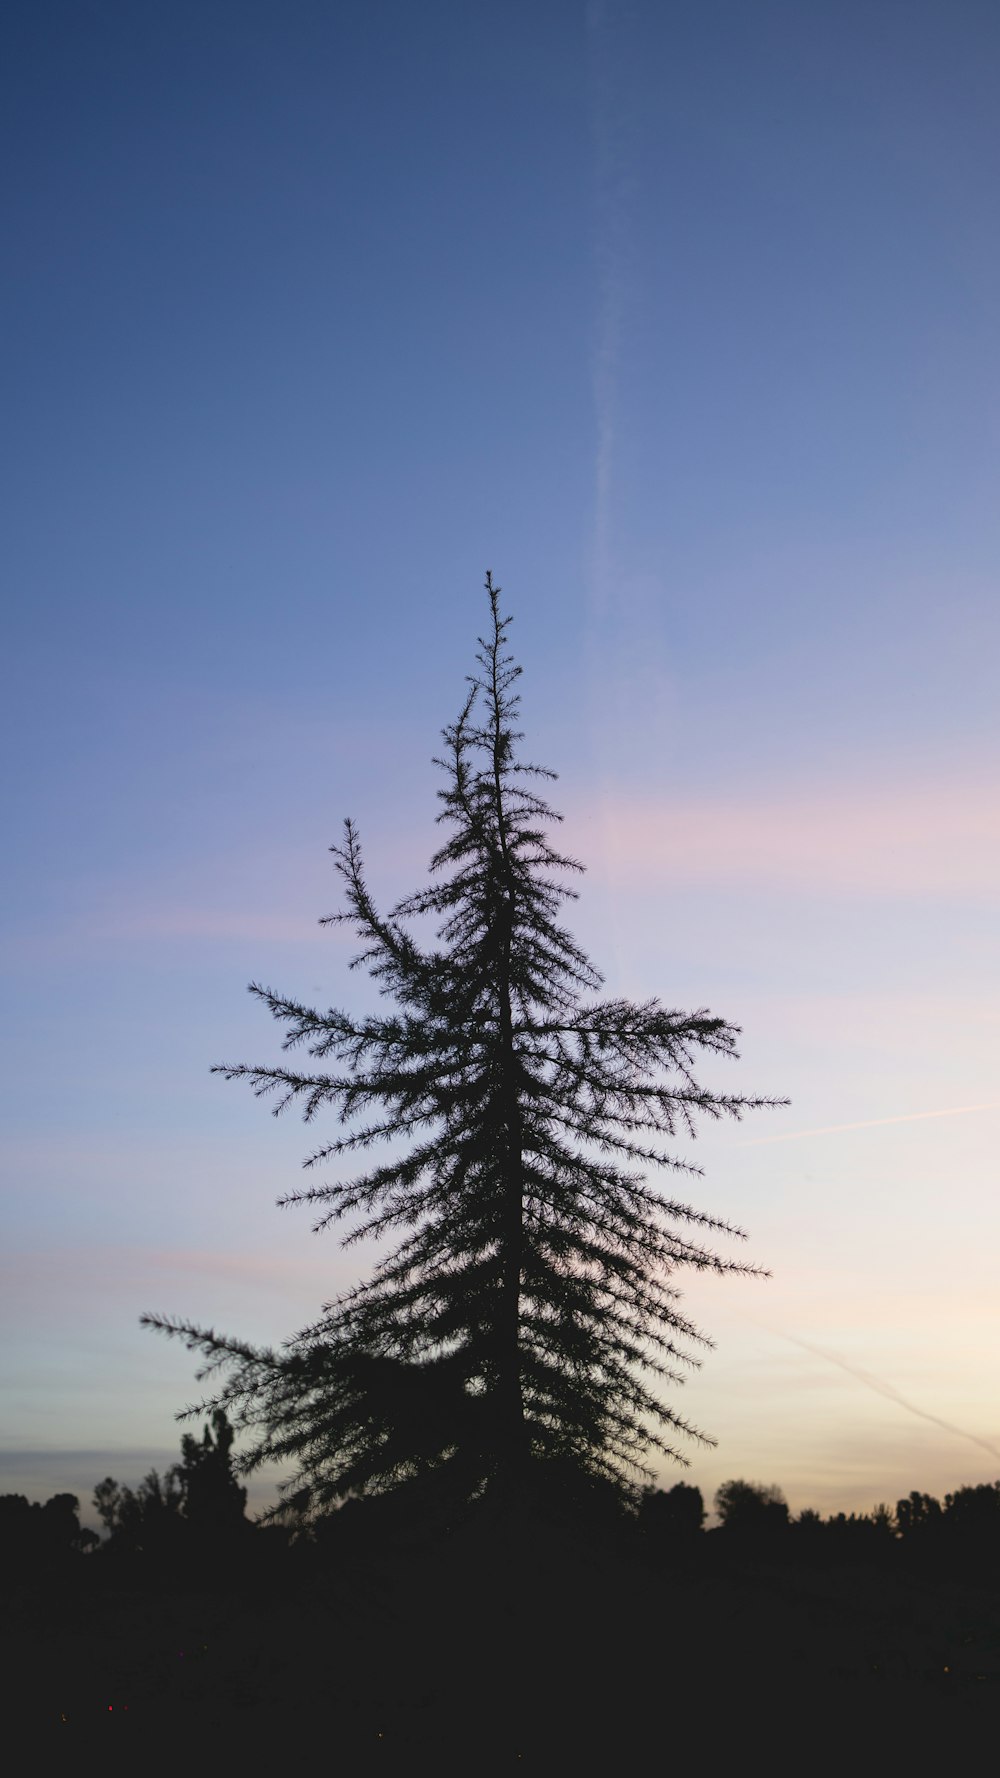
144;576;782;1516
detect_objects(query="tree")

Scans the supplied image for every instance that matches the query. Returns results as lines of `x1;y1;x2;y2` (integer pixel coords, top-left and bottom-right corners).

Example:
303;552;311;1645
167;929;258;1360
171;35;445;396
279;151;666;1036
638;1481;706;1539
943;1481;1000;1533
178;1407;248;1534
0;1492;97;1574
894;1490;942;1540
714;1479;790;1532
870;1502;895;1538
93;1466;184;1550
144;576;782;1519
93;1411;246;1547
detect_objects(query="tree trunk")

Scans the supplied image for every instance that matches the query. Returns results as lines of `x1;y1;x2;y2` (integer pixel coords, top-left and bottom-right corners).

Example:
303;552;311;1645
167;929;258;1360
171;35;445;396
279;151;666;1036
494;891;527;1501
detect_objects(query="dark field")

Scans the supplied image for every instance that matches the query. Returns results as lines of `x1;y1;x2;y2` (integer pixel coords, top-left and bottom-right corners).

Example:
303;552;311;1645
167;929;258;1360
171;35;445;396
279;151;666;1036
9;1518;1000;1765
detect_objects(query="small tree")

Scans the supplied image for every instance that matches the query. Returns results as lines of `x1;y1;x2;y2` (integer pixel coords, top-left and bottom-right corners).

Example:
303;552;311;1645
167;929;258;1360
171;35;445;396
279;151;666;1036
638;1481;706;1539
93;1412;246;1546
93;1466;185;1558
943;1481;1000;1530
715;1479;789;1532
145;577;782;1517
178;1407;248;1534
895;1490;942;1540
0;1493;97;1571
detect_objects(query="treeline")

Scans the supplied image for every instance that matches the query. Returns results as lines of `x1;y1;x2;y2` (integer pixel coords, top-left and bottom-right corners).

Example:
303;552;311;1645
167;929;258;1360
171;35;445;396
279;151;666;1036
1;1410;258;1586
5;1413;1000;1593
639;1475;1000;1575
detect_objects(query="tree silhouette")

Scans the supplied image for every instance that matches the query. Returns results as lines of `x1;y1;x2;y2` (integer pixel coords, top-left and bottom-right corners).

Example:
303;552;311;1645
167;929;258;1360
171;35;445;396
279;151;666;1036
894;1489;943;1541
638;1481;706;1539
0;1492;97;1577
944;1481;1000;1535
715;1478;790;1532
92;1411;246;1550
144;577;782;1518
178;1407;248;1535
93;1466;184;1553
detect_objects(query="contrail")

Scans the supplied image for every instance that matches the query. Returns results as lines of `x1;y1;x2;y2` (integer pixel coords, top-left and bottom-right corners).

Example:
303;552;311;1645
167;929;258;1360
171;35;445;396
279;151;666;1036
763;1326;1000;1463
585;0;636;991
587;0;617;613
585;0;634;620
737;1102;1000;1148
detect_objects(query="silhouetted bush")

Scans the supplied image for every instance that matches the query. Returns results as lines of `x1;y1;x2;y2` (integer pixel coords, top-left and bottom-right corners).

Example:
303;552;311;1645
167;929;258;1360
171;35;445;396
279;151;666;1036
715;1478;789;1536
0;1491;96;1582
638;1482;705;1542
943;1480;1000;1536
895;1489;943;1541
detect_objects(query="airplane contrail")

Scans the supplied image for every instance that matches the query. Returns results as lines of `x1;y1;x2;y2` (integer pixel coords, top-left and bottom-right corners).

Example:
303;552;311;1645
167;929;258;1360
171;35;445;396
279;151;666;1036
737;1102;1000;1147
586;0;628;619
763;1326;1000;1463
584;0;636;995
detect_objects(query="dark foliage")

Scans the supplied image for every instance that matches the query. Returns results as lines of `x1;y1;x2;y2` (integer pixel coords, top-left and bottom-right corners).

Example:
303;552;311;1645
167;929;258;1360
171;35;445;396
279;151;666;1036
9;1467;1000;1753
0;1491;95;1579
714;1477;790;1533
90;1411;247;1582
943;1480;1000;1535
896;1488;944;1540
638;1480;706;1539
178;1408;248;1536
93;1468;184;1548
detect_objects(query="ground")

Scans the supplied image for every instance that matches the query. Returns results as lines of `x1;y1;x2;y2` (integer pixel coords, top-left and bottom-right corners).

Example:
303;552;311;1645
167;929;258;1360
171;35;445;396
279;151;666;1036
7;1525;999;1765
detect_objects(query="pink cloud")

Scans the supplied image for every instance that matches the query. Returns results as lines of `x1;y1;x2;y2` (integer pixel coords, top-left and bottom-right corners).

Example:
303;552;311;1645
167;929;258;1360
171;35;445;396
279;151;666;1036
12;824;434;956
0;1243;349;1303
566;776;1000;897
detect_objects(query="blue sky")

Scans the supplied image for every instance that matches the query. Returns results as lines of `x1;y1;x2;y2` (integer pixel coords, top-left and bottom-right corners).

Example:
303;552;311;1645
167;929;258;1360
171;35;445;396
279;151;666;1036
2;0;998;1523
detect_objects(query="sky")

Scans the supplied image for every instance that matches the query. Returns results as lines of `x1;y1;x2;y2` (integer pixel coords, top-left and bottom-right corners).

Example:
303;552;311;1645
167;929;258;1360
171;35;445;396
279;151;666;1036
2;0;998;1527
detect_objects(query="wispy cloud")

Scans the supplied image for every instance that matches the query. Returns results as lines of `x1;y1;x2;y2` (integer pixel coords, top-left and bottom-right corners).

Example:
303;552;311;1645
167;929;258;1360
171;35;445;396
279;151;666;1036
3;820;435;964
143;1247;346;1288
767;1327;1000;1463
571;777;1000;898
0;1244;354;1317
738;1101;1000;1148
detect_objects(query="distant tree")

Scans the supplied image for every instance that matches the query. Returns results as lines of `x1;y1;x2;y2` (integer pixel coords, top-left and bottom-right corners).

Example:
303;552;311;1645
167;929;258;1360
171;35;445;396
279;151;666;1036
824;1508;888;1547
894;1490;942;1540
93;1414;245;1552
39;1492;95;1553
177;1408;248;1534
639;1481;705;1538
943;1481;1000;1534
0;1494;32;1536
93;1466;184;1553
0;1492;96;1577
135;1466;185;1521
93;1475;127;1537
145;576;782;1518
715;1479;789;1533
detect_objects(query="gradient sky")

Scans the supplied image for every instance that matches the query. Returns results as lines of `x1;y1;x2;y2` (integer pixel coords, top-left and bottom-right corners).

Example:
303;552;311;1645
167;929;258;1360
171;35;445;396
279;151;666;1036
2;0;998;1526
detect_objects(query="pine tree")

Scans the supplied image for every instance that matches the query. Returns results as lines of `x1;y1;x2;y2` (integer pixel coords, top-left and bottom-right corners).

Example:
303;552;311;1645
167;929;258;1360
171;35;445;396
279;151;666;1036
144;576;782;1518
